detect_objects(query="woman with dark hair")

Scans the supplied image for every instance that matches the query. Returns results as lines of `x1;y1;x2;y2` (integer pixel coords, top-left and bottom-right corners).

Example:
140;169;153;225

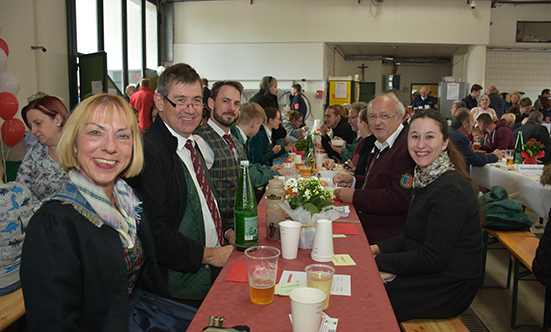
538;96;551;122
16;95;70;200
283;110;307;139
370;109;482;322
248;107;285;166
352;107;377;175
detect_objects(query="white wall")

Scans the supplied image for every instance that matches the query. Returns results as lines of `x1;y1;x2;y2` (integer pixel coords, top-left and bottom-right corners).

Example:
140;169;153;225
0;0;69;166
489;3;551;49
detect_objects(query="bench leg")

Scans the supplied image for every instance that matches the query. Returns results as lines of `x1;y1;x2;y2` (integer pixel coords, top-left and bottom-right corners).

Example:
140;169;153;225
506;253;512;289
545;288;551;329
511;257;520;329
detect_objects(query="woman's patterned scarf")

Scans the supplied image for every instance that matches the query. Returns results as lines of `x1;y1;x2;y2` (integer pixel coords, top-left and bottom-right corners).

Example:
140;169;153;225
413;151;454;188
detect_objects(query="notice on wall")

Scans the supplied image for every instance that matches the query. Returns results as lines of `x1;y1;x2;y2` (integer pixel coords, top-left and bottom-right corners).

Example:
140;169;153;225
91;81;103;95
335;82;347;98
447;83;460;100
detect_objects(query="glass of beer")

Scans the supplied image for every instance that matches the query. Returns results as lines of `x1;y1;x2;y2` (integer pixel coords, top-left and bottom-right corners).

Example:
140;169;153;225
305;264;335;310
245;246;280;305
473;139;481;151
506;149;514;165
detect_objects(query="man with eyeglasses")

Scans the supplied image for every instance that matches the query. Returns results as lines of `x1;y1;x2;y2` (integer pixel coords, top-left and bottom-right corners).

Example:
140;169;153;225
335;102;368;170
333;94;416;243
127;63;234;308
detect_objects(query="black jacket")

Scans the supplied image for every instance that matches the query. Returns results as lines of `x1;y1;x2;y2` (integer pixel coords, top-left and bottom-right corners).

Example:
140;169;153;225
533;209;551;288
512;120;551;165
21;199;170;331
321;118;356;161
249;90;287;141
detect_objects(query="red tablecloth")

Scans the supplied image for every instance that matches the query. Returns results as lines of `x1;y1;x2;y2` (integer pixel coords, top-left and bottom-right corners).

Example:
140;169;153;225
186;201;400;331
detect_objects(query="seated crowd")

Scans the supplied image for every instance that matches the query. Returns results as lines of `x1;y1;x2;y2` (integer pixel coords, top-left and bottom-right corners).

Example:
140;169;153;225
1;63;550;330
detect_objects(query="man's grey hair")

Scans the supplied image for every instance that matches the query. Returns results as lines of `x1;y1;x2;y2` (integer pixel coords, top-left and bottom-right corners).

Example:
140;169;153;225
529;110;543;123
453;100;466;109
367;93;405;117
450;108;471;129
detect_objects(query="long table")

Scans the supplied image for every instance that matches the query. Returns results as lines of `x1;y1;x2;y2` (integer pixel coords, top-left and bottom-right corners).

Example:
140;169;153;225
471;161;551;220
186;200;400;331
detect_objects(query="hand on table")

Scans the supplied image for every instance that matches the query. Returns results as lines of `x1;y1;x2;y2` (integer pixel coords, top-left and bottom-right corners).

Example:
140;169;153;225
203;245;234;267
271;164;284;171
334;188;355;203
333;173;354;188
370;244;380;256
225;229;235;246
491;149;506;160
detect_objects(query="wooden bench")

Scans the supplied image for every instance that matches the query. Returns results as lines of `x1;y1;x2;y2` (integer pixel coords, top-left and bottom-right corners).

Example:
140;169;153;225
400;317;469;332
498;235;547;328
480;227;535;289
0;288;25;331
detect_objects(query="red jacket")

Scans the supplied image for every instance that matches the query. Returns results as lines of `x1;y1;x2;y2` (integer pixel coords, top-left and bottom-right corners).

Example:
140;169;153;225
352;127;416;243
482;119;515;152
130;86;154;131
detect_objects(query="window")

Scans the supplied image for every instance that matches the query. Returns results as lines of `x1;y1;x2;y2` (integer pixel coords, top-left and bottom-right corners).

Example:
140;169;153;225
516;21;551;43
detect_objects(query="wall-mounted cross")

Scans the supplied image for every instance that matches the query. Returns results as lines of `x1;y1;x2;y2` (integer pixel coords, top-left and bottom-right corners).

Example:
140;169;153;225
357;63;369;81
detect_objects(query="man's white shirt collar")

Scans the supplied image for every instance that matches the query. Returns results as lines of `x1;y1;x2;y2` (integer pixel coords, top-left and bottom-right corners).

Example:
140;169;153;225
373;123;404;154
208;118;230;137
163;120;195;151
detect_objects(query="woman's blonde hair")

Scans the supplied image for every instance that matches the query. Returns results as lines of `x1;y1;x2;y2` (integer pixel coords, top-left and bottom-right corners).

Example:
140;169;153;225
57;94;144;178
501;113;516;126
506;91;522;104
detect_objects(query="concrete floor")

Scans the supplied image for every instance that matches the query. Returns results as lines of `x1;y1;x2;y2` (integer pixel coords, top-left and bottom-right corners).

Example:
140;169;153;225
471;209;549;332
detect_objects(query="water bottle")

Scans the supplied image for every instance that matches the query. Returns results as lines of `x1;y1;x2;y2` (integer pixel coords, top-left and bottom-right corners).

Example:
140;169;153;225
234;160;258;251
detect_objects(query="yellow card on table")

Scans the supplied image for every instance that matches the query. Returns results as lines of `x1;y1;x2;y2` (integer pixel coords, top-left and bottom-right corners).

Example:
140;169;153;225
333;254;356;266
274;282;306;296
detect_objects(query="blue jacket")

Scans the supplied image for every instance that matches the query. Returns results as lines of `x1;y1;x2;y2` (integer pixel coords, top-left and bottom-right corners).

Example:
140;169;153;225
412;95;437;109
450;127;498;168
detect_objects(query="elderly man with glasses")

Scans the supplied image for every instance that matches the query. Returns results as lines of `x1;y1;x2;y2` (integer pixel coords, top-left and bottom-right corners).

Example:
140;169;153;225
333;94;416;243
127;63;234;308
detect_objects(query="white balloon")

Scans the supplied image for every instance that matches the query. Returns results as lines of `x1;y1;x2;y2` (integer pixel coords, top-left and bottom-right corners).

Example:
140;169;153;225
0;49;6;73
156;66;165;76
0;72;20;95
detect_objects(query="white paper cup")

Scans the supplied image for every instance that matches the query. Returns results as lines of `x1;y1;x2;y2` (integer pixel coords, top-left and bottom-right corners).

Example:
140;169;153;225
290;287;326;332
279;221;302;259
311;219;334;262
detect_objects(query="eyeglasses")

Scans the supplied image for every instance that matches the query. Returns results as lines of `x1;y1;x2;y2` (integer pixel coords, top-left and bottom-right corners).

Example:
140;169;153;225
162;95;203;110
368;113;399;121
349;115;358;121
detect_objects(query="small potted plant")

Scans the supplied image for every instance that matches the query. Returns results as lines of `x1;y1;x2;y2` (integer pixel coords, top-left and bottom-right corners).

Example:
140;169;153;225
522;138;545;164
294;136;308;159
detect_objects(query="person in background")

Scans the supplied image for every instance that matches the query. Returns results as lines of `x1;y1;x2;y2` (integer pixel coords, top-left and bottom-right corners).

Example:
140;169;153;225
450;108;503;168
391;87;400;98
333;94;416;243
283;110;308;140
412;86;437;110
501;113;516;127
21;94;196;331
150;103;159;124
485;85;507;119
471;95;497;127
130;78;155;132
371;109;482;322
336;102;368;163
16;95;69;201
450;100;466;117
249;76;290;149
506;105;521;123
123;84;136;103
290;83;307;126
320;104;355;161
477;113;515;152
249;107;286;166
462;84;483;110
201;105;211;127
202;78;211;106
537;96;551;122
512;110;551;165
533;88;550;111
353;107;377;176
505;91;522;110
127;63;234;308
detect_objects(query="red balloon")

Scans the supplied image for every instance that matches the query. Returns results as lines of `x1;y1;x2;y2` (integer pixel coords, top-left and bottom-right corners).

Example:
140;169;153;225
0;38;8;57
0;92;18;121
1;118;25;147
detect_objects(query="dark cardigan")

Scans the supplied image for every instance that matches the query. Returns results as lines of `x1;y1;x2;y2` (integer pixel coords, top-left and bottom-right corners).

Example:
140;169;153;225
127;117;231;285
352;127;416;243
375;170;483;280
21;200;170;331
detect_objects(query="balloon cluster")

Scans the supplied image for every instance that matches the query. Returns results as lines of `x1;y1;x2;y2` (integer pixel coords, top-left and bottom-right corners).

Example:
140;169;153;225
0;37;24;147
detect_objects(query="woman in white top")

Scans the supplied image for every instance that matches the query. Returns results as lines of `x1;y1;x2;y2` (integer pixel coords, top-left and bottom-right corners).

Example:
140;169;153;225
471;95;497;127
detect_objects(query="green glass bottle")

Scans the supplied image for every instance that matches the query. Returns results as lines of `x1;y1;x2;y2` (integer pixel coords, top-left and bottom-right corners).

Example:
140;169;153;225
306;131;315;169
234;160;258;251
513;131;524;164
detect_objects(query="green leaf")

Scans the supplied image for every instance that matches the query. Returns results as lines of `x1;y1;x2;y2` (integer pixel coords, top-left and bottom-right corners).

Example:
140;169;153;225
303;203;319;216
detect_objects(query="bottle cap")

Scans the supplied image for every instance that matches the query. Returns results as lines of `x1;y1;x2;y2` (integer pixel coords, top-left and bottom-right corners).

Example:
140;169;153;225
240;160;249;166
